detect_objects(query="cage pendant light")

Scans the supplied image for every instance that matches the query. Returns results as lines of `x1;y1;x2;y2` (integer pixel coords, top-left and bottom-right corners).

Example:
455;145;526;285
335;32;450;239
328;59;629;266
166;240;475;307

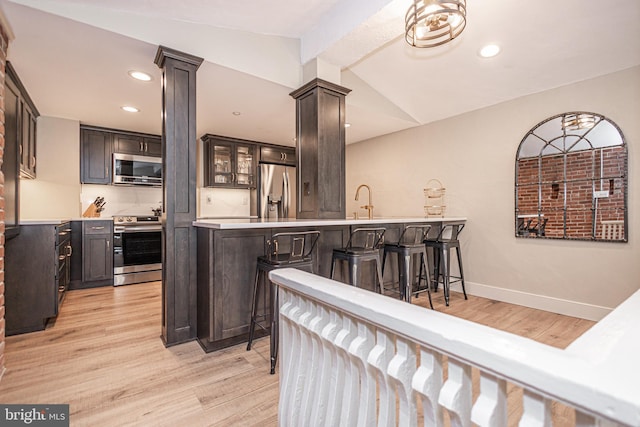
405;0;467;48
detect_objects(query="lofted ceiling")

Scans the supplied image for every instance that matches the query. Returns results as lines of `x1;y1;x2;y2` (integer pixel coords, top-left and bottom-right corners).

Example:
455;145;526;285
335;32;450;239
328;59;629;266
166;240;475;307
1;0;639;146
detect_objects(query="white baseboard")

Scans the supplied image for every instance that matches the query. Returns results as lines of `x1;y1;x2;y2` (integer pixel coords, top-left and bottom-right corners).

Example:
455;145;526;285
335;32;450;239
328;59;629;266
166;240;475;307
448;281;612;322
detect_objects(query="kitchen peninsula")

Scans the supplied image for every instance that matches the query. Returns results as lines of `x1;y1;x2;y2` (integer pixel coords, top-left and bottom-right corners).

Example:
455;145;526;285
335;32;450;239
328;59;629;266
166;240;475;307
194;216;466;352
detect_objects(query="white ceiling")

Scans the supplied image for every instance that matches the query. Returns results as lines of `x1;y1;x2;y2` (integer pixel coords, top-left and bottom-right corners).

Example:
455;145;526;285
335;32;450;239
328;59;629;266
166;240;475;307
2;0;640;146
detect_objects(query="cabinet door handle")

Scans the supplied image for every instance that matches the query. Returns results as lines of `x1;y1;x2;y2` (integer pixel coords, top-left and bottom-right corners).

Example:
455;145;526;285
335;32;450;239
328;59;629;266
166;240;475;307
231;172;236;182
145;142;148;152
31;156;36;169
107;240;110;249
67;246;73;257
91;226;105;230
59;254;66;261
58;231;68;236
140;142;144;152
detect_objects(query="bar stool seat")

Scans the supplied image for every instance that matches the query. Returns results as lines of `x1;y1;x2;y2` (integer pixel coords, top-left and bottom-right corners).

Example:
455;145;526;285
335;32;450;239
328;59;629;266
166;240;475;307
331;227;385;293
382;224;433;308
424;221;467;306
247;230;320;374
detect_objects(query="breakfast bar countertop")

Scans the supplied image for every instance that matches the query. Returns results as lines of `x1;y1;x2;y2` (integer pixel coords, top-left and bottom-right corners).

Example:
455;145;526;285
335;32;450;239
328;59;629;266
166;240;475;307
193;216;467;230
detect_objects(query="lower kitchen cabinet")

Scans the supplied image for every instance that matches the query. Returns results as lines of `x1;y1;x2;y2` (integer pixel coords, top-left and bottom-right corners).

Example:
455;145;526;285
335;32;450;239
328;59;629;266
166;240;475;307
5;222;71;335
197;228;269;352
70;220;114;289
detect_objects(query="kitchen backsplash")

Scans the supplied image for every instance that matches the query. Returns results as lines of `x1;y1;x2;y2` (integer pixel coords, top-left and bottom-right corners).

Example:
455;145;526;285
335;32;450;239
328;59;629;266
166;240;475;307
198;187;251;218
81;184;162;217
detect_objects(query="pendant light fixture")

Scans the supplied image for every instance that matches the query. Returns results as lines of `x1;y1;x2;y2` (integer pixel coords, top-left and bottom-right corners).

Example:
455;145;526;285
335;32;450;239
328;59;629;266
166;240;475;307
561;113;596;131
405;0;467;48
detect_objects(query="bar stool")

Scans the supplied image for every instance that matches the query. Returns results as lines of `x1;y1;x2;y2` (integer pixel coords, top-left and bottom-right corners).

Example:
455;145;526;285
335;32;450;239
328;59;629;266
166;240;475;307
330;227;385;293
381;224;433;308
247;230;320;374
424;221;467;306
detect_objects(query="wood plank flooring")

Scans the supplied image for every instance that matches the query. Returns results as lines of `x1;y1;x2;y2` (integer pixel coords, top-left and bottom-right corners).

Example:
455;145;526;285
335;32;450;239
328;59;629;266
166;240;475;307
0;282;594;426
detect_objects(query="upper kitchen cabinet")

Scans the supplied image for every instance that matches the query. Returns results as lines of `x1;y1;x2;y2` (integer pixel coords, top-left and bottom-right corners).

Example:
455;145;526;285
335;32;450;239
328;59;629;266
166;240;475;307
202;134;256;188
260;145;296;166
80;125;112;184
113;133;161;157
7;62;39;179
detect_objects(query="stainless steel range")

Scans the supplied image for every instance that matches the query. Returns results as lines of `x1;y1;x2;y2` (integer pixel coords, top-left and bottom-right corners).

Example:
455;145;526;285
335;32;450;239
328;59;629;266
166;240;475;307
113;215;162;286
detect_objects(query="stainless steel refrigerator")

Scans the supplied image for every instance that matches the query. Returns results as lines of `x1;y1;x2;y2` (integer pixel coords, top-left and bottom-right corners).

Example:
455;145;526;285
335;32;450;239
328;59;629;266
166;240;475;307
259;163;296;220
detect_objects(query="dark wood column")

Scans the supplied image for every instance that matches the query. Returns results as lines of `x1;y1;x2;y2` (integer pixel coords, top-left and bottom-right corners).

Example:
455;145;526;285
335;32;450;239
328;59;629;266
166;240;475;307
154;46;203;346
290;78;351;219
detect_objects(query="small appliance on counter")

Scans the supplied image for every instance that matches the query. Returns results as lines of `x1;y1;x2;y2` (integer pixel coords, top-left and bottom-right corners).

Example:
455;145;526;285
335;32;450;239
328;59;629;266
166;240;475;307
113;215;162;286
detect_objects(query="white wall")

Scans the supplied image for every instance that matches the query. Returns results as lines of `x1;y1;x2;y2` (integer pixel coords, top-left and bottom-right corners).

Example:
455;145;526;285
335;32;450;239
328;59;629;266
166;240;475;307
21;116;162;219
20;116;82;219
346;66;640;320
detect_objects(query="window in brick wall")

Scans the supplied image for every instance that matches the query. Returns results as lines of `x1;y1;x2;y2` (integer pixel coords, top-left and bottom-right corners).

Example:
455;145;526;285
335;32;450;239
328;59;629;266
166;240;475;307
515;112;627;242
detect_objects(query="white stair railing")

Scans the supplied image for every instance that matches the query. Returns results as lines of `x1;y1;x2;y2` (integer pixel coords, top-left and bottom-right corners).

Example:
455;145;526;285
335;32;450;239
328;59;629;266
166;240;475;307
270;268;640;427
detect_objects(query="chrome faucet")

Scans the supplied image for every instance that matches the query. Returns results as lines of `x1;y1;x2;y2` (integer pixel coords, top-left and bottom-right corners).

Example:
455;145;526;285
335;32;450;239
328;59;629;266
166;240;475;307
355;184;374;220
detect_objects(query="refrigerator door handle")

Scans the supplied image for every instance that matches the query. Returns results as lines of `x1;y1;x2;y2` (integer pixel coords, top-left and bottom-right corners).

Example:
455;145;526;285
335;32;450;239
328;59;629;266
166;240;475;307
282;170;290;219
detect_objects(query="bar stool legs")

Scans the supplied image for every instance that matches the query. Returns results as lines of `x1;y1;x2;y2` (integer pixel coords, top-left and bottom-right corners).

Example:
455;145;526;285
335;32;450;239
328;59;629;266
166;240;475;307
431;244;467;306
331;253;384;294
247;264;279;374
382;246;433;309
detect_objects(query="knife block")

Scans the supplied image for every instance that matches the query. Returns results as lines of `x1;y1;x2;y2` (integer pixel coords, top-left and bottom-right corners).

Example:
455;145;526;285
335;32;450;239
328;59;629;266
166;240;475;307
82;204;101;218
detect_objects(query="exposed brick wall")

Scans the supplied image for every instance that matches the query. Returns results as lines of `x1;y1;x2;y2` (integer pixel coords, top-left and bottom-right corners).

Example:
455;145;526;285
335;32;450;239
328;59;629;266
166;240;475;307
517;145;626;239
0;18;9;382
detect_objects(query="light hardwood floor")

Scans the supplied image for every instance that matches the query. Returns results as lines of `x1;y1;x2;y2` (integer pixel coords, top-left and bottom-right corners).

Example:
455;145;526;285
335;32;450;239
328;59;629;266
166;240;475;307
0;282;594;426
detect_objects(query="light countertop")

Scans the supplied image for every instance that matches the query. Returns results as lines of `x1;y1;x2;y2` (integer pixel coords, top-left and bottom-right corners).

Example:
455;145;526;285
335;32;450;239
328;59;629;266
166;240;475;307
20;217;114;225
193;217;466;230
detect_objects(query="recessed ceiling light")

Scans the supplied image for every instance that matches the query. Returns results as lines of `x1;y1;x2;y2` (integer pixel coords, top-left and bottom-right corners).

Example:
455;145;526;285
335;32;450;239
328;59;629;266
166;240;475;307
479;44;500;58
232;111;241;116
121;106;140;113
128;70;152;82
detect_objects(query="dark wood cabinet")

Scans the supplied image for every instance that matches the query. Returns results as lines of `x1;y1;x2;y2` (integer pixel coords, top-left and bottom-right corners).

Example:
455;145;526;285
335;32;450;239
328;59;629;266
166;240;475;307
82;221;114;284
113;133;161;157
201;134;257;188
80;126;112;184
260;145;296;166
6;62;39;180
3;64;21;239
5;222;71;335
197;227;269;351
80;125;162;185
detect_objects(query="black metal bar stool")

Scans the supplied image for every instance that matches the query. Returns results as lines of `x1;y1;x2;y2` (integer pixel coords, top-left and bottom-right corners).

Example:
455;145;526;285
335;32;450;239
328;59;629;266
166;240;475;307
247;230;320;374
381;224;433;308
424;221;467;306
330;227;385;293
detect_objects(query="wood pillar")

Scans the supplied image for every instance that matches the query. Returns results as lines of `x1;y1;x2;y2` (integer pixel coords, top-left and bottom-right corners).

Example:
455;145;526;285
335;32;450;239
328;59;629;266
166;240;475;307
290;78;351;219
154;46;203;346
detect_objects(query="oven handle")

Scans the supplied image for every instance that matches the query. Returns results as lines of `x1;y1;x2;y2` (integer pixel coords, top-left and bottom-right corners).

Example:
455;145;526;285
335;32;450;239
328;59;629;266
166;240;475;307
114;225;162;233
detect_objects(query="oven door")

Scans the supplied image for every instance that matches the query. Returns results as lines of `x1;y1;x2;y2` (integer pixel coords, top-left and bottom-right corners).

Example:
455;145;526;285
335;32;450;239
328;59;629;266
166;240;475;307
113;226;162;285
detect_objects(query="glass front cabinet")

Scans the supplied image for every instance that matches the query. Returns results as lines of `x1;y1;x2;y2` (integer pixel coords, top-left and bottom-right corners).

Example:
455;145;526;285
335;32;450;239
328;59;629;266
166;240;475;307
202;135;256;188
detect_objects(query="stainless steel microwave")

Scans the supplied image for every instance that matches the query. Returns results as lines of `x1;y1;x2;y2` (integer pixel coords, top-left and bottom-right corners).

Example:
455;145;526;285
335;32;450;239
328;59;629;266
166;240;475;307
113;153;162;186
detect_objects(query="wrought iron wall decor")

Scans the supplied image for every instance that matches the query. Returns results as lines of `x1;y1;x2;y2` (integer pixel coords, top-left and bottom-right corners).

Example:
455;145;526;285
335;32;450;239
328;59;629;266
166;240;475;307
515;112;627;242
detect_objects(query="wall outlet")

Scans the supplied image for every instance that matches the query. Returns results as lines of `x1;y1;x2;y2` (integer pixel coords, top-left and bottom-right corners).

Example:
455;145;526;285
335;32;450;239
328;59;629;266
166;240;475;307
594;190;609;198
206;195;212;204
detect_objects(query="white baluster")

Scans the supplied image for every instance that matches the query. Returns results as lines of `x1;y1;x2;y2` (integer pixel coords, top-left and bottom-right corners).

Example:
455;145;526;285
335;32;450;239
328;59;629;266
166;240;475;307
278;289;295;426
388;337;418;427
366;329;396;427
336;315;359;426
438;358;472;427
412;346;444;427
280;293;305;427
295;299;318;426
471;372;507;427
311;308;341;426
347;319;376;426
298;302;330;423
325;312;352;426
519;389;551;427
